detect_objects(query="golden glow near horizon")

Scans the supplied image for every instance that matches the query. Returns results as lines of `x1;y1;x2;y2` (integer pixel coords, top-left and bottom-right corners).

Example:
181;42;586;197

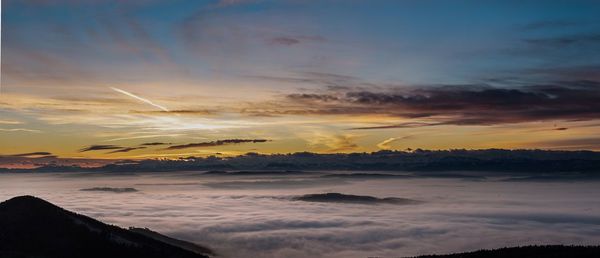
2;1;600;162
2;84;599;160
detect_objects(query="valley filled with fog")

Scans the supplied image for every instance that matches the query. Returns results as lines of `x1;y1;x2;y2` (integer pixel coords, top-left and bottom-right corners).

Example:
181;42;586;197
1;171;599;258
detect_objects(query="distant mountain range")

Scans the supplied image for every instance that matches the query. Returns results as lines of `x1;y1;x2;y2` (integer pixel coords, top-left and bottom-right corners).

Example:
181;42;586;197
0;196;212;258
3;149;600;173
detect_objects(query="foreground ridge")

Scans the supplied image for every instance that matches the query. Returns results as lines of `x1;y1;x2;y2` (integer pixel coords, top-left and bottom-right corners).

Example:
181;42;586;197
0;195;212;258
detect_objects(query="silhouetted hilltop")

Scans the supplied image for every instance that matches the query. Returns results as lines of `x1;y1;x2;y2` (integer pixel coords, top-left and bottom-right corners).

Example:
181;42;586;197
294;192;422;205
0;196;211;258
414;245;600;258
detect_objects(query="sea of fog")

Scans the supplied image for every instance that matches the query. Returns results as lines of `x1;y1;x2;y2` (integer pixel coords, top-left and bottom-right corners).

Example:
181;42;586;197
1;171;599;258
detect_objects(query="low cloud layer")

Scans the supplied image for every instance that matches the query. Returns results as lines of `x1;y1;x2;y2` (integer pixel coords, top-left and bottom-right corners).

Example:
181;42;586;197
2;172;598;258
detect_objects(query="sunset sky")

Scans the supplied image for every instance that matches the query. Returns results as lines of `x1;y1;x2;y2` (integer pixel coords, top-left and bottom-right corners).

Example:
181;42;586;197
2;0;600;160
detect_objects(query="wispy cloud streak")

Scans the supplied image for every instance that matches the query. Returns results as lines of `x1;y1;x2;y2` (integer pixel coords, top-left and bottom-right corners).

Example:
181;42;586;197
0;120;23;125
110;87;169;112
0;128;41;133
377;136;412;149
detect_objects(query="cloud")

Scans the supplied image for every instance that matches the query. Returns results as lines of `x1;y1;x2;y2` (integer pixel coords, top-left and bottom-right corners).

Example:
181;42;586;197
519;20;582;31
377;136;412;150
269;37;300;46
524;65;600;81
352;122;440;130
302;134;360;153
529;137;600;150
203;178;345;189
9;152;53;157
268;35;325;46
248;72;370;90
0;128;42;133
79;145;124;152
216;0;260;7
327;135;359;152
104;134;186;142
282;81;600;127
457;212;600;226
197;218;376;233
80;144;150;154
130;110;214;115
140;142;170;146
525;33;600;48
0;120;23;125
2;1;177;87
287;93;341;102
166;139;270;150
2;170;600;258
106;147;147;154
110;87;170;112
501;31;600;64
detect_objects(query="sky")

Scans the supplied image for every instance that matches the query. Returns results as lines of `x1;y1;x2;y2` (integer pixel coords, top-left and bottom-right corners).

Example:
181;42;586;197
1;0;600;160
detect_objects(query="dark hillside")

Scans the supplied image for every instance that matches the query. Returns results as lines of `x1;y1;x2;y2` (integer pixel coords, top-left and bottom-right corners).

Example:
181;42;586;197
0;196;211;258
414;245;600;258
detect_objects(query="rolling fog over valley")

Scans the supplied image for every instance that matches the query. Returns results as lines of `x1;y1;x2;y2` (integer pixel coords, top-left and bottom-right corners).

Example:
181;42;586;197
1;171;599;258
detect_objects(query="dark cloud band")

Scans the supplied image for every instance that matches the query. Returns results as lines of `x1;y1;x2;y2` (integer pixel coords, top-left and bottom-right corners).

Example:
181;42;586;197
166;139;270;150
79;145;123;152
283;81;600;127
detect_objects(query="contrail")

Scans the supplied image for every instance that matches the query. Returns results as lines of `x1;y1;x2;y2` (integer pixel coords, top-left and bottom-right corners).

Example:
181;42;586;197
110;87;169;112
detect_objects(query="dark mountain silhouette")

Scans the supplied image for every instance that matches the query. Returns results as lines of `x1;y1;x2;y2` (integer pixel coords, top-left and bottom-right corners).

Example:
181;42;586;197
202;170;309;176
0;196;212;258
5;149;600;174
413;245;600;258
